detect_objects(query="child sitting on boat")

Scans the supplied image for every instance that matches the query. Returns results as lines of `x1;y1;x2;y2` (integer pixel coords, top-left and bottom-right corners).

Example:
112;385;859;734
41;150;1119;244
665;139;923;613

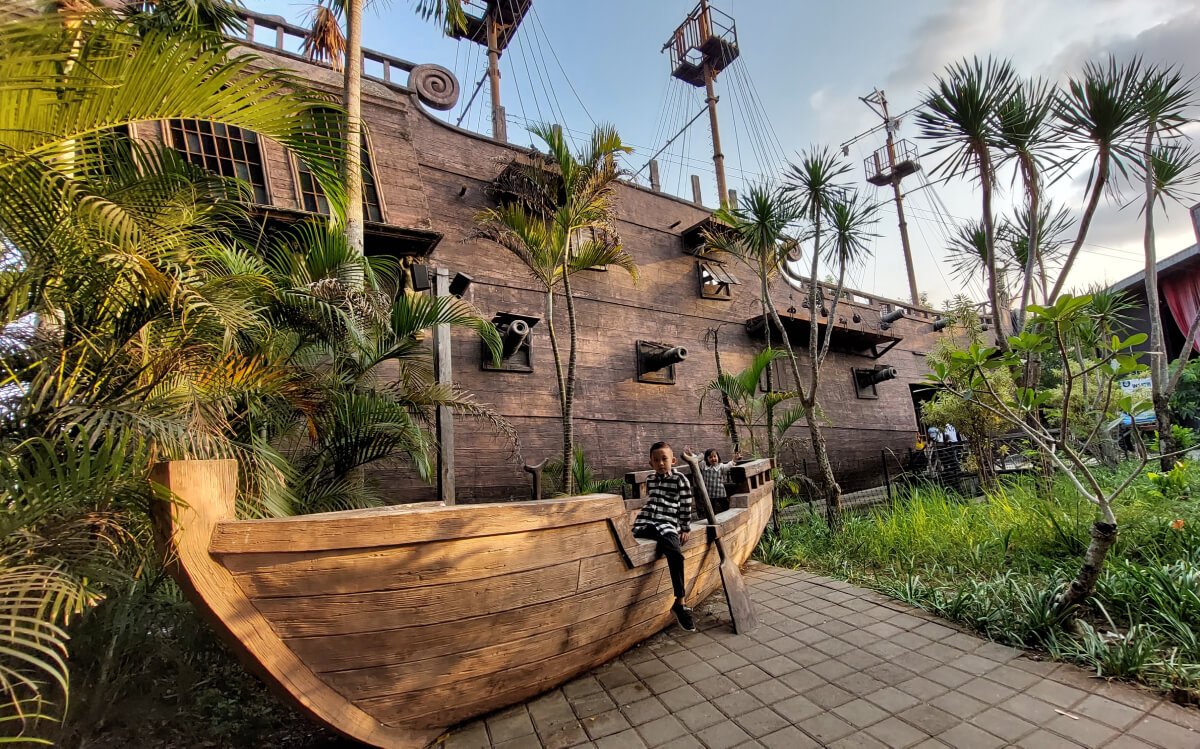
698;448;740;514
632;441;697;632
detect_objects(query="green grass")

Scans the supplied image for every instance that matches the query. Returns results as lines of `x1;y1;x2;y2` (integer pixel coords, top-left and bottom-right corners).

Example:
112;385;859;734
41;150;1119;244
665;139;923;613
756;464;1200;702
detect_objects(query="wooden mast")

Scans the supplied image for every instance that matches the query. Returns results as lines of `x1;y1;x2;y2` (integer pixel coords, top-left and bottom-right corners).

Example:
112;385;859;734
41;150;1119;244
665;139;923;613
879;91;919;305
699;0;728;207
450;1;533;143
664;1;739;208
862;89;922;305
485;11;506;142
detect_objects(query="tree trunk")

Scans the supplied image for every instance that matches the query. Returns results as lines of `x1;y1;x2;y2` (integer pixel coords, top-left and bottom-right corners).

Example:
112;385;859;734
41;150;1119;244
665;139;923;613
1142;128;1173;471
1058;521;1118;607
543;289;569;492
561;268;579;495
1154;393;1173;471
712;329;740;454
1142;127;1171;468
1050;146;1110;303
979;147;1009;353
1016;154;1041;329
806;402;842;526
343;0;365;256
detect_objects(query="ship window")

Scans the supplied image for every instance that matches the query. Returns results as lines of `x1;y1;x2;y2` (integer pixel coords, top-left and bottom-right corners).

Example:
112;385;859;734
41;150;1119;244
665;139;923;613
295;131;385;223
167;120;269;204
698;259;737;300
569;226;610;272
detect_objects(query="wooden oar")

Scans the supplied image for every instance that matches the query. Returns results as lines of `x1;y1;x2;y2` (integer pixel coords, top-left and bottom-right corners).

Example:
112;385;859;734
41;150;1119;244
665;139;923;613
681;452;758;635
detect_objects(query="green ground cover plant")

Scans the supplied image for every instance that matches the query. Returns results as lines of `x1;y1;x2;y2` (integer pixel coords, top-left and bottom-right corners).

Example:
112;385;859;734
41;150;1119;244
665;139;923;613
756;465;1200;702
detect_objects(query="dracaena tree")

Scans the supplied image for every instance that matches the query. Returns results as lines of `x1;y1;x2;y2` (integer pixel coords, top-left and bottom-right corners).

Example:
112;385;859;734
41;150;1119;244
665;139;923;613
995;76;1061;327
708;168;879;525
1134;64;1199;469
1050;57;1147;302
917;57;1017;351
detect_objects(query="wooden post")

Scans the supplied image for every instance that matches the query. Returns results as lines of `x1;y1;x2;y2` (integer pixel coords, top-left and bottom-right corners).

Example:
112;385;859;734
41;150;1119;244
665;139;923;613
727;188;737;207
691;174;703;206
486;13;507;142
881;449;892;502
433;268;455;504
649;159;661;192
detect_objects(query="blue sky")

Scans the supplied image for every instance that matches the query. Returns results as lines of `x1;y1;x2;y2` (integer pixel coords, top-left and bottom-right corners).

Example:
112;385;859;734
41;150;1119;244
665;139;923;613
248;0;1200;307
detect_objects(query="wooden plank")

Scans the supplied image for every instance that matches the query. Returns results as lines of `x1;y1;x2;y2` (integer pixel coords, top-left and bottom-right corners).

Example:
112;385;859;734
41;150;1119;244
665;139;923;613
210;493;626;553
151;460;430;749
226;521;613;598
325;580;685;699
251;560;581;637
288;566;665;673
365;559;728;727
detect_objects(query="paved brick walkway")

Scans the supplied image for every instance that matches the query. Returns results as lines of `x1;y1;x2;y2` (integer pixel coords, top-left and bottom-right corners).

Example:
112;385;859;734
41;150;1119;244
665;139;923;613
440;562;1200;749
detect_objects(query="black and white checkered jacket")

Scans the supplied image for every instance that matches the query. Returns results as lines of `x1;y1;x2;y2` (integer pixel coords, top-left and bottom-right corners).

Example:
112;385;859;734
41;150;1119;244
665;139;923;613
632;469;693;537
698;460;735;501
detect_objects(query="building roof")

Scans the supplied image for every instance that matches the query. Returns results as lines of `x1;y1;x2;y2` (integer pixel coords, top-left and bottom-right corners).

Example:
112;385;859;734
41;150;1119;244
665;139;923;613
1109;242;1200;296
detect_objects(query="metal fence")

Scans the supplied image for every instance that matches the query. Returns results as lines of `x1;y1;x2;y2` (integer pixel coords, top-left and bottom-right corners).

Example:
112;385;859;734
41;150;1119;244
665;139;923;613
779;444;982;520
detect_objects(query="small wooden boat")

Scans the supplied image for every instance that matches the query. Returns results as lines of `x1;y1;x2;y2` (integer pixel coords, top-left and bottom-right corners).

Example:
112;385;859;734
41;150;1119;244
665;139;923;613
152;458;774;748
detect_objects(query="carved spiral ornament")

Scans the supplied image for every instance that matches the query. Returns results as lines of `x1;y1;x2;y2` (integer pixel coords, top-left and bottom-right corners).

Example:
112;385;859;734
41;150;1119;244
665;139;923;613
410;64;459;111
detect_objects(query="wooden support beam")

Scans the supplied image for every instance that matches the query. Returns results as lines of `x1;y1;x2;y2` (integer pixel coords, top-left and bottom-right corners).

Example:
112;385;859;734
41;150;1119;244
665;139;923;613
433;268;455;504
691;174;702;206
649;159;661;192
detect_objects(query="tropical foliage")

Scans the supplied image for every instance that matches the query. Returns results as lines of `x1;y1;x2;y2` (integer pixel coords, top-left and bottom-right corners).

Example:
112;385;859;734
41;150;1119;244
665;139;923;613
0;5;504;740
757;470;1200;702
927;293;1155;605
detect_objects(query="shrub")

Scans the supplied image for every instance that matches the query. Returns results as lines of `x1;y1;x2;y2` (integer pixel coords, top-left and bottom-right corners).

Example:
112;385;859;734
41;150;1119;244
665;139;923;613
755;464;1200;701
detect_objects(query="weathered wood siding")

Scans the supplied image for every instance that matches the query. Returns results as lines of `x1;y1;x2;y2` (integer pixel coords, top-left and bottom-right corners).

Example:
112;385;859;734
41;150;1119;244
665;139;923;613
220;48;945;502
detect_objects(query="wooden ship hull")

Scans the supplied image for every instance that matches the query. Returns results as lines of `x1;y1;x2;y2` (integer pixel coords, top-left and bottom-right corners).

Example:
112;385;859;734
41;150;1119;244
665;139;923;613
152;459;774;749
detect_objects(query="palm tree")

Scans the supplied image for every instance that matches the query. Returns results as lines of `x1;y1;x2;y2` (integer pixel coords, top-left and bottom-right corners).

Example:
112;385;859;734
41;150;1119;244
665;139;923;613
1136;63;1198;468
305;0;466;255
699;347;793;463
995;76;1060;327
917;57;1017;350
476;124;636;494
255;221;508;513
0;7;493;736
1050;57;1146;301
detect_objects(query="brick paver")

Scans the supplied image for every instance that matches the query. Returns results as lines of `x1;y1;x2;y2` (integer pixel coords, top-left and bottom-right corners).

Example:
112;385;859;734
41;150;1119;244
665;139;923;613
442;563;1200;748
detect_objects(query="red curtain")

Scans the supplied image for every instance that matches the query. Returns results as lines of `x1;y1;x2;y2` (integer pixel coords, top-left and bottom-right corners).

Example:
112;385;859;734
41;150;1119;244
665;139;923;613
1162;268;1200;346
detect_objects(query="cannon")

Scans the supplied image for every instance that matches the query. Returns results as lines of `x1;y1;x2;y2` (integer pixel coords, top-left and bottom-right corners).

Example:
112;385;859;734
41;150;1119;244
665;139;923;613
499;318;530;359
853;365;898;399
636;341;687;384
482;312;539;372
880;308;905;330
645;346;688;372
861;365;898;385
